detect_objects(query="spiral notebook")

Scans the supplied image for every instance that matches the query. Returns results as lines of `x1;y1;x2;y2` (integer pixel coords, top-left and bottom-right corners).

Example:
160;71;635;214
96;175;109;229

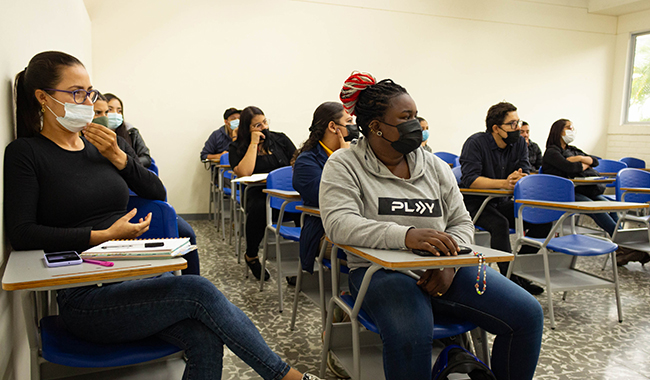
81;237;193;259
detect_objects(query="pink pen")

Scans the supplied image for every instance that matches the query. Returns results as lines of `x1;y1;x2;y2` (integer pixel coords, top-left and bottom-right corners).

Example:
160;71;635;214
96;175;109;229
82;258;114;267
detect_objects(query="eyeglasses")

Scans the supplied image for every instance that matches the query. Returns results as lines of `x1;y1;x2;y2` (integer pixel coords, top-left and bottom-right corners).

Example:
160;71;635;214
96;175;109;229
500;119;523;130
252;118;270;129
44;88;100;104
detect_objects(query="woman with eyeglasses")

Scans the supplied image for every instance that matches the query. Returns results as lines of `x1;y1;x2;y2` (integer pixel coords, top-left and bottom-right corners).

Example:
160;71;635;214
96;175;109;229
229;106;298;280
542;119;618;237
5;51;321;380
292;101;357;274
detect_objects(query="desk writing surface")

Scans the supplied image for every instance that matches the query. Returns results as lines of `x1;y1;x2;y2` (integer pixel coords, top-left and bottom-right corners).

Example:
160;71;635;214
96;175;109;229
515;200;648;212
459;188;512;196
232;173;268;183
327;241;512;269
2;250;187;291
571;177;615;185
296;205;320;216
262;189;301;199
621;187;650;194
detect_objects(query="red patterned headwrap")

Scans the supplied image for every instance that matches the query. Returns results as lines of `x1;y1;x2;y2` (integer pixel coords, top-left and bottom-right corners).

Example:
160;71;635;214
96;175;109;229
339;71;376;116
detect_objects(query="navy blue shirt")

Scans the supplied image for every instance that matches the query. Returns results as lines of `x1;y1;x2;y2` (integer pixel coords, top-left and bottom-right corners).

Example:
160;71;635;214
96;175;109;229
459;131;531;189
200;125;232;160
293;144;329;272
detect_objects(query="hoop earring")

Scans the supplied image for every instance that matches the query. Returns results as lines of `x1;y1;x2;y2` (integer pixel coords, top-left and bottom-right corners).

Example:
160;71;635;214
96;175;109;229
376;130;382;137
41;103;46;113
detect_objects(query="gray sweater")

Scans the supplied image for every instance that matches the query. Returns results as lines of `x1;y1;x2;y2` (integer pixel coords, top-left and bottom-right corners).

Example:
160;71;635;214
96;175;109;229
319;137;474;269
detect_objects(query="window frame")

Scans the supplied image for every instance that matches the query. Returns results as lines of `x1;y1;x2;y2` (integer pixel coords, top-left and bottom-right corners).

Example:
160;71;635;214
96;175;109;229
624;30;650;125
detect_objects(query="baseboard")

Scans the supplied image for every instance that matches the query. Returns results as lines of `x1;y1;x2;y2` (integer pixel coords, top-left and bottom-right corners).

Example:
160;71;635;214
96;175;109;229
177;213;211;220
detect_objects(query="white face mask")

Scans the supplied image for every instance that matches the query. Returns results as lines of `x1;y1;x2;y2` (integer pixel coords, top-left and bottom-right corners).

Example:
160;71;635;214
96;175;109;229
107;113;124;130
562;128;575;144
45;93;94;133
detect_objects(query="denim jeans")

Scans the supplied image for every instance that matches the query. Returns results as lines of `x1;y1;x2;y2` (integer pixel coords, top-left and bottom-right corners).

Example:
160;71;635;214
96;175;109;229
349;266;544;380
177;216;200;275
57;273;290;380
573;193;618;237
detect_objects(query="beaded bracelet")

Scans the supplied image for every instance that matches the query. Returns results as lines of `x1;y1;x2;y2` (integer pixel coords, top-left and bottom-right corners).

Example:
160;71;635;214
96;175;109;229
474;250;487;295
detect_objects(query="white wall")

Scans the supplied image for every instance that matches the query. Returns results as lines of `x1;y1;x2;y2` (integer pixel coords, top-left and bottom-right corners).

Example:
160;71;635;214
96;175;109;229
85;0;619;214
606;8;650;162
0;1;92;378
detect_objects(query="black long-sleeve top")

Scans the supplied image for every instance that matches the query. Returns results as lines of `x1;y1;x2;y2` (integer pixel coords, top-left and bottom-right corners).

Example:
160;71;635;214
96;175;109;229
4;134;165;252
527;140;543;170
541;144;600;179
228;131;296;173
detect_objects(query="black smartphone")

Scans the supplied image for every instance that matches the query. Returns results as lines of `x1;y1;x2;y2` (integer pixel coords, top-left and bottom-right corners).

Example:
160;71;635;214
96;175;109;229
412;245;473;256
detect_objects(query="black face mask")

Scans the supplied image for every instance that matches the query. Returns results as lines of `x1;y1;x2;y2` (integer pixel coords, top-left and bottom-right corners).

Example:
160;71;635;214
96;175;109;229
499;127;520;145
344;124;359;142
379;119;423;155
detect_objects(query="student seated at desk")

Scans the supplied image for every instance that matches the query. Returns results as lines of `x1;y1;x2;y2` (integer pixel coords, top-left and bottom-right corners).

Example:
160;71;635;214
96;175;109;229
542;119;618;237
93;93;201;276
5;51;321;380
459;101;551;295
292;101;357;272
200;107;241;162
229;106;299;281
520;121;542;170
320;72;543;380
417;116;433;153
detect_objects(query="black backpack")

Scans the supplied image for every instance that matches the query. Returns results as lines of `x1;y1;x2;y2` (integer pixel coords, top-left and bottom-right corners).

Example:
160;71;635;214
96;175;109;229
431;345;496;380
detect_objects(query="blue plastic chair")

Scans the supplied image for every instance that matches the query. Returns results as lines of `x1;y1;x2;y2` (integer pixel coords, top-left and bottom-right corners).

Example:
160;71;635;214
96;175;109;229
259;166;302;312
619;157;646;169
434;152;460;168
148;157;159;176
218;153;239;243
39;198;182;374
511;174;621;329
452;165;462;184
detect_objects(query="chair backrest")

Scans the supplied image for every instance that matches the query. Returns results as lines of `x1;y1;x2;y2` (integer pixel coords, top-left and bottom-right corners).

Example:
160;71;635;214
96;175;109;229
434;152;459;167
594;159;627;173
127;196;179;238
452;166;462;185
266;166;301;213
220;153;235;180
619;157;646;169
514;174;575;224
537;166;543;174
616;168;650;203
148;158;159;176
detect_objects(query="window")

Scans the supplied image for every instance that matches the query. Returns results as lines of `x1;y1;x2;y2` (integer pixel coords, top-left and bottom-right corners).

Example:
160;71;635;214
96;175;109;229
626;32;650;123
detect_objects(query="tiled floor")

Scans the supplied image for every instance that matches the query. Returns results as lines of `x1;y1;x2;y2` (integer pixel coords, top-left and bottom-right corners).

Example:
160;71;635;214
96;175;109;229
188;219;650;380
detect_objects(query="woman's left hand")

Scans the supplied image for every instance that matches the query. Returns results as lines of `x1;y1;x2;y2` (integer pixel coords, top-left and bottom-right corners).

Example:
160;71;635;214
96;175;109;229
84;123;127;170
417;268;455;297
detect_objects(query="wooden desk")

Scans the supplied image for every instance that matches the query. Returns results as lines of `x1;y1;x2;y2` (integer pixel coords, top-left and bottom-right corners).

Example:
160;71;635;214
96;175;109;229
460;188;513;224
571;177;615;186
331;241;512;270
262;189;301;200
296;205;320;216
621;187;650;194
2;250;187;291
514;199;647;213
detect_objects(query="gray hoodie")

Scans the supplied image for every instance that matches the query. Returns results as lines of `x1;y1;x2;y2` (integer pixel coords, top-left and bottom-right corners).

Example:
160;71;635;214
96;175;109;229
319;136;474;269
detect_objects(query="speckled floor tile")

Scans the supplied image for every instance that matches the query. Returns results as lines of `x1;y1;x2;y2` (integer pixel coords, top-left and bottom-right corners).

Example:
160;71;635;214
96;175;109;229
189;219;650;379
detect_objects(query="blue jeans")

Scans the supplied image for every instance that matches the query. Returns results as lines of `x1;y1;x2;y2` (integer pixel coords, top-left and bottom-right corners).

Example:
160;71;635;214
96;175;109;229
177;216;200;275
573;193;618;237
57;273;290;380
349;266;544;380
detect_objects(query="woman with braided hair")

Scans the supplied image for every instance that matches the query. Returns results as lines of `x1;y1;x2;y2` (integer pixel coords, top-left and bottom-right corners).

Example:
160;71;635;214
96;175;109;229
319;72;544;379
292;102;358;273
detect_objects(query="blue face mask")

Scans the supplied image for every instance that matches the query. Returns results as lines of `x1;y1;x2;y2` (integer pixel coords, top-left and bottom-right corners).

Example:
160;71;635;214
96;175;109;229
107;113;123;130
422;130;430;142
229;119;239;130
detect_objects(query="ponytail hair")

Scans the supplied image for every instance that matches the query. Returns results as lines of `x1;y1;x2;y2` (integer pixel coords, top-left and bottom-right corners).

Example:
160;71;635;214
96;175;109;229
340;72;408;137
14;51;83;138
291;102;344;165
